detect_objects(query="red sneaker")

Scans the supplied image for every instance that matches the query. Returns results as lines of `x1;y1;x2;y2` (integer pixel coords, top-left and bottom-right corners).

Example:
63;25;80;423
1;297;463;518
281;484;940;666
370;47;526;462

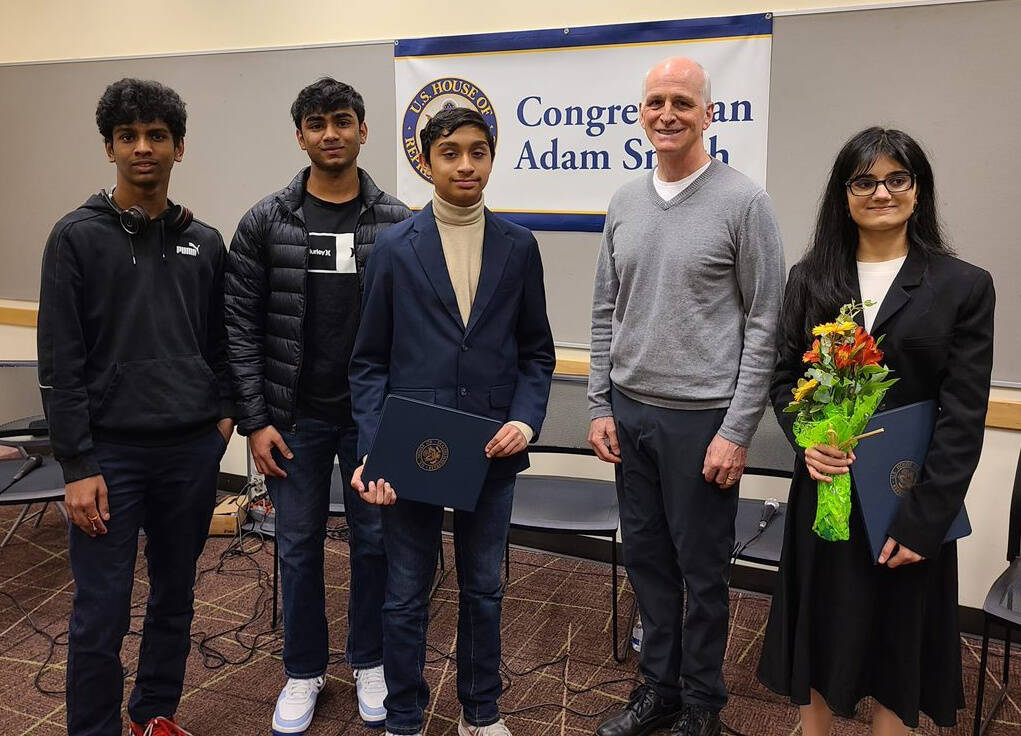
130;717;194;736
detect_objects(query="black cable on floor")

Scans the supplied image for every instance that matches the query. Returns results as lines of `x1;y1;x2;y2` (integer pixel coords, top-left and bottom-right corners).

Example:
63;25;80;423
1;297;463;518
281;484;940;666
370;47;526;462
0;589;145;697
190;523;282;669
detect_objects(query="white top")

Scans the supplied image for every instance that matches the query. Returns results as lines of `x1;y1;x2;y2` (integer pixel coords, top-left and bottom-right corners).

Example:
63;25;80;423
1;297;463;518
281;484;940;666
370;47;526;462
653;160;712;202
857;255;907;332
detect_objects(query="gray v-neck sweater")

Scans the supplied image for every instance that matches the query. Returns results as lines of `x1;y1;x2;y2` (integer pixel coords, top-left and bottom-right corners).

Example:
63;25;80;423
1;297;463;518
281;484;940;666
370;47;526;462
587;160;785;446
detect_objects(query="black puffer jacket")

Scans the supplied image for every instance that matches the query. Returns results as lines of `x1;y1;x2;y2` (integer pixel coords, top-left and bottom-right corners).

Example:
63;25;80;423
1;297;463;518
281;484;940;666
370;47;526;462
225;168;411;435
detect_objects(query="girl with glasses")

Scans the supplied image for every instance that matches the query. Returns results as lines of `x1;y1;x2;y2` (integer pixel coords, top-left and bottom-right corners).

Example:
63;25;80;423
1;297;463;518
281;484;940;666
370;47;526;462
757;127;995;735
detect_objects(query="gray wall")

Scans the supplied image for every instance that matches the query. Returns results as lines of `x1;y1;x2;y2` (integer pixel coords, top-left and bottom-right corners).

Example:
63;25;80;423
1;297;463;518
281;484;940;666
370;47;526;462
767;0;1020;385
0;0;1017;381
0;42;397;299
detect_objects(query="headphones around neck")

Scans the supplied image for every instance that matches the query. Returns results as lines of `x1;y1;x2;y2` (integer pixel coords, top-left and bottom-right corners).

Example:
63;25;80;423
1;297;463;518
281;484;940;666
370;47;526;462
101;189;193;235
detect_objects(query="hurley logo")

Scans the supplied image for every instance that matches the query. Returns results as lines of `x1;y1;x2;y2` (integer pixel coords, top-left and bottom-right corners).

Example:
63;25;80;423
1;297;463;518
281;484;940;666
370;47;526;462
176;242;201;257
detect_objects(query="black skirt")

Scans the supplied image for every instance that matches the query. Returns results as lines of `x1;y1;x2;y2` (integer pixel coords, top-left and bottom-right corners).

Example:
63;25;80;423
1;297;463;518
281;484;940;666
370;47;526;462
756;462;964;727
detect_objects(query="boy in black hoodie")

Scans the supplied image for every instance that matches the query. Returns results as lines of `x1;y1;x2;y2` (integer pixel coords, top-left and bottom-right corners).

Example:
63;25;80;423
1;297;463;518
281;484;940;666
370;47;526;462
37;78;233;736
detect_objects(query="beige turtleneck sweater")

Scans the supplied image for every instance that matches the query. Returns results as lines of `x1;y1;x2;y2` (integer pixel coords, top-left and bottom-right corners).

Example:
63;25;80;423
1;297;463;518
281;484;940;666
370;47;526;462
433;193;485;324
432;193;533;443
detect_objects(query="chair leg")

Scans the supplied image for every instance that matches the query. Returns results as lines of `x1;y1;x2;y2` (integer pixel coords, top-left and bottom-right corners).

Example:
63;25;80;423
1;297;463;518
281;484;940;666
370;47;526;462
33;502;48;528
1003;623;1012;688
1;504;33;549
979;620;1013;736
271;533;279;630
974;614;990;736
56;502;69;524
611;536;623;663
430;544;445;599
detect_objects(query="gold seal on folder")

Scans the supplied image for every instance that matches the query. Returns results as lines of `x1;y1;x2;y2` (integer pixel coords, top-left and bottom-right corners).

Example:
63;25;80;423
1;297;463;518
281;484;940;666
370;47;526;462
416;439;450;472
889;460;920;497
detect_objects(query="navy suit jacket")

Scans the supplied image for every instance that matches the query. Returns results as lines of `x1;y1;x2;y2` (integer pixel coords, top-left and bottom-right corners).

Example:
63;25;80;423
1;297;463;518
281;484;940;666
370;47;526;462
350;203;556;478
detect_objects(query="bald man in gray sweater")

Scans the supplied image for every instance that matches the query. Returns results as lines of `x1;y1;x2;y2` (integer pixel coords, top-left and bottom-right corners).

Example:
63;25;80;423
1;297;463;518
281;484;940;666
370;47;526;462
590;58;784;736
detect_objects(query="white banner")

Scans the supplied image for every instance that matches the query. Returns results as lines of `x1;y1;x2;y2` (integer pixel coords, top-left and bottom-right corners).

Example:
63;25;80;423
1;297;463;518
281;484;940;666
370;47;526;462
395;14;772;231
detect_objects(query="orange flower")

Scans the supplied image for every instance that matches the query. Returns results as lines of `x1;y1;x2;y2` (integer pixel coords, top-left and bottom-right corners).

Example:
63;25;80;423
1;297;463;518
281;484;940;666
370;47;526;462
802;339;822;364
859;336;884;366
834;343;855;369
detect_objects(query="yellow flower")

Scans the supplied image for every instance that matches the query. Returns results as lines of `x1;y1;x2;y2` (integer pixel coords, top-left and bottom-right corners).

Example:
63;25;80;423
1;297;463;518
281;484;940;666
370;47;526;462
812;321;857;336
793;378;819;402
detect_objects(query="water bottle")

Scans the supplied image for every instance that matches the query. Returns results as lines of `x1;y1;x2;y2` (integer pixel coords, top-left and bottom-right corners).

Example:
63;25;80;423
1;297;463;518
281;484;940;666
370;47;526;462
631;617;643;652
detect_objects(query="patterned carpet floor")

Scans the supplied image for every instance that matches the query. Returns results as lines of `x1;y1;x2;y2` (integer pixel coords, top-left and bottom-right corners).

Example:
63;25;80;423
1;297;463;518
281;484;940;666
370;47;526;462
0;501;1018;735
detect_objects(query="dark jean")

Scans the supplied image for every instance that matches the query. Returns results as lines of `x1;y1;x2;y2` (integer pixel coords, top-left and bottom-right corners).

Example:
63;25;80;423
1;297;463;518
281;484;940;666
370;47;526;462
381;476;515;735
612;387;739;713
265;415;386;677
66;428;224;736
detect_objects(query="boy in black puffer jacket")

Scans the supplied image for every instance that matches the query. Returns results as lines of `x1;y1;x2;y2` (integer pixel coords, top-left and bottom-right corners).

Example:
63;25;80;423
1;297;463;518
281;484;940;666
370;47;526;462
224;77;410;735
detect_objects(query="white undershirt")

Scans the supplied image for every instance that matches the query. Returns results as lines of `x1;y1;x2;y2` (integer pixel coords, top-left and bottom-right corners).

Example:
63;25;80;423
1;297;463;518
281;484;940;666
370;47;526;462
653;160;712;202
857;255;907;332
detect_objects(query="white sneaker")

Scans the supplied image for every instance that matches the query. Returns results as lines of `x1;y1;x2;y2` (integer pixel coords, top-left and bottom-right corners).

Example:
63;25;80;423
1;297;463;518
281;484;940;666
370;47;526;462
458;716;512;735
272;676;325;734
354;665;388;725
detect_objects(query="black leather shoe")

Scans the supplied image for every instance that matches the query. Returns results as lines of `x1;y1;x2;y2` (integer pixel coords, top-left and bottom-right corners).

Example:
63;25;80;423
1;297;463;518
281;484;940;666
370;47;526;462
669;705;722;736
595;684;682;736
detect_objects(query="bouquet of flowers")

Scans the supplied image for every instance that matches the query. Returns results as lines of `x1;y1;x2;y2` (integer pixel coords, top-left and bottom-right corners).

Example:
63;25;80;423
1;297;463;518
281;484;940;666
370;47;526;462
784;301;897;541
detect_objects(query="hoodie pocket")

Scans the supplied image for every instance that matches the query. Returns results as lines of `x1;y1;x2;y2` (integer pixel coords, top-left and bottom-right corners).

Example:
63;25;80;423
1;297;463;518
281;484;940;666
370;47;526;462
93;356;218;432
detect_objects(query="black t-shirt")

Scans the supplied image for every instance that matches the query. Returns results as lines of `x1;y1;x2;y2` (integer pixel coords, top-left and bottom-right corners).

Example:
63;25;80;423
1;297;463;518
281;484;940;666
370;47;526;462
296;191;361;425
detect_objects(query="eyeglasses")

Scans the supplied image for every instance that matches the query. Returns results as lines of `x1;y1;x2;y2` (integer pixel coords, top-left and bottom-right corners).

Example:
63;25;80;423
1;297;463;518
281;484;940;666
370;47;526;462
845;172;915;197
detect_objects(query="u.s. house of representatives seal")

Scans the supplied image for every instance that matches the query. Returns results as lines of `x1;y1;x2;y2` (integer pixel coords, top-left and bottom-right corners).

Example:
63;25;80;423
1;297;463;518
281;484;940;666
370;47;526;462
402;77;498;183
416;439;450;472
889;460;921;497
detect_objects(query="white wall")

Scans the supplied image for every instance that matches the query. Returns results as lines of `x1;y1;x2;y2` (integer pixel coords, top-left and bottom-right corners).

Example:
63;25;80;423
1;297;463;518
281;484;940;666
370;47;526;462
2;0;949;64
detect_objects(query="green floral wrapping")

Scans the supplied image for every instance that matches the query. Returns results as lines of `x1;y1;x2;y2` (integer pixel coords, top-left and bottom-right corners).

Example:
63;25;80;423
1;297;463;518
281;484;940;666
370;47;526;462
792;392;885;541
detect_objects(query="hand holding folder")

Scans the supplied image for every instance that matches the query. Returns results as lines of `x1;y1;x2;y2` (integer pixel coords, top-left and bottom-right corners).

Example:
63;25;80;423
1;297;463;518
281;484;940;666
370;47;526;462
849;400;971;564
485;423;529;458
357;395;504;511
352;465;396;505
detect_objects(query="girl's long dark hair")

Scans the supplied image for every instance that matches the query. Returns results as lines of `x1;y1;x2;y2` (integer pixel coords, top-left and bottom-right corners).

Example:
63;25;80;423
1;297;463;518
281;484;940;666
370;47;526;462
781;127;953;351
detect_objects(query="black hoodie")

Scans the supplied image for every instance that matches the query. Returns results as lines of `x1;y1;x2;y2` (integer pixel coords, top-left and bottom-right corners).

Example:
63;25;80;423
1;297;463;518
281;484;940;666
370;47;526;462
37;193;234;483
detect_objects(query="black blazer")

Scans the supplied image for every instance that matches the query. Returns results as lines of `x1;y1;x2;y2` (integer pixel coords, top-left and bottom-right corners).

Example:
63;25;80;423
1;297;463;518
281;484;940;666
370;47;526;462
771;247;995;558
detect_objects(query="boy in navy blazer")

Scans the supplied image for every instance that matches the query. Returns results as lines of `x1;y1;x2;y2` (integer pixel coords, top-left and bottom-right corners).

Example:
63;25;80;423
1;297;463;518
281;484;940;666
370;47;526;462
350;108;555;736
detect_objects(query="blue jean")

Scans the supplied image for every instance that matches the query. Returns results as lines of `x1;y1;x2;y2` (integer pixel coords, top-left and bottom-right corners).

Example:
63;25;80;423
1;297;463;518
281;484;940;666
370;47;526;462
66;428;224;736
266;415;386;677
381;476;515;735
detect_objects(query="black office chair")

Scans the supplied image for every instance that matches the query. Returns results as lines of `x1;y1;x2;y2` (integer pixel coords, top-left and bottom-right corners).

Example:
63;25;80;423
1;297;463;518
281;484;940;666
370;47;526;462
0;361;63;545
507;375;624;659
0;456;67;548
733;408;796;567
973;449;1021;736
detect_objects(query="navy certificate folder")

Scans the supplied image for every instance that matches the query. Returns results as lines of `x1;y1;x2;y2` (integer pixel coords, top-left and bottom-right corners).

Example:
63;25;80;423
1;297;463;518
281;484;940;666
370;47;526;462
363;395;502;511
850;400;971;563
